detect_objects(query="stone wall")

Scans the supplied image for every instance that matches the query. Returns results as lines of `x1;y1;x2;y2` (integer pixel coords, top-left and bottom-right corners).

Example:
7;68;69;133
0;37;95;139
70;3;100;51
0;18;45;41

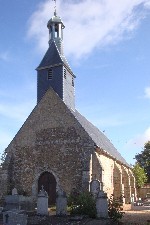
137;183;150;199
91;152;103;182
0;168;8;198
3;89;94;197
95;149;136;203
113;162;123;200
94;151;114;197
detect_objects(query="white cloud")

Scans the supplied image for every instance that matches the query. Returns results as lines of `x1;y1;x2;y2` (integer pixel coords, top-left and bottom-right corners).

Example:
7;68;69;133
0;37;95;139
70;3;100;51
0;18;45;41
144;1;150;8
27;0;150;59
144;87;150;99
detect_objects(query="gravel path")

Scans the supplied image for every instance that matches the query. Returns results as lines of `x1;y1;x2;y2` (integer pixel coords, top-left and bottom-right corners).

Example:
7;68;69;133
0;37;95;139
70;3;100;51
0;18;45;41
0;209;149;225
120;210;150;225
27;210;150;225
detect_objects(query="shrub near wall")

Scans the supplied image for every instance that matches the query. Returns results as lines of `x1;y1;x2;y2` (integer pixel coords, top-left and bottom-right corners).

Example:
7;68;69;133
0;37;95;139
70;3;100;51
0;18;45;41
108;194;125;222
68;190;97;218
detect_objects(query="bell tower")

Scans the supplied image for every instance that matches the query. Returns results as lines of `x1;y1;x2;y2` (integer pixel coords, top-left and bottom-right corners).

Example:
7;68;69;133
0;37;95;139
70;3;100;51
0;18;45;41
47;9;65;55
36;9;76;111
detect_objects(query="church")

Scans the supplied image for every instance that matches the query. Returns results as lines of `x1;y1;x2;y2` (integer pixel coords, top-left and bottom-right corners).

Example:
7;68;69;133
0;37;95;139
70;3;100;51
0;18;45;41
0;9;136;205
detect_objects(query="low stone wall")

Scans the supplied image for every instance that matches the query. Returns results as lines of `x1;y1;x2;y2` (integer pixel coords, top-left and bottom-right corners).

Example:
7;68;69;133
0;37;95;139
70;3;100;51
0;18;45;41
137;184;150;199
131;204;150;211
123;204;131;211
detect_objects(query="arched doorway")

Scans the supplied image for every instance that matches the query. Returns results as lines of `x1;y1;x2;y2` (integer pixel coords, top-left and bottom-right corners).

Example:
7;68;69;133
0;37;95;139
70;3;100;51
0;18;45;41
38;171;56;206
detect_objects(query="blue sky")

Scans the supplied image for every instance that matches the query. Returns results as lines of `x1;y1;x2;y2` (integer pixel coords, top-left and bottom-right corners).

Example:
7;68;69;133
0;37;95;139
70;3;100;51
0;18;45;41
0;0;150;165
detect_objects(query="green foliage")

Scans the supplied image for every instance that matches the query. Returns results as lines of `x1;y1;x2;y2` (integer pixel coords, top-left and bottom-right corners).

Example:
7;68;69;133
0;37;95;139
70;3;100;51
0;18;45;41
67;190;96;218
135;141;150;182
0;151;7;166
108;194;125;222
132;163;148;188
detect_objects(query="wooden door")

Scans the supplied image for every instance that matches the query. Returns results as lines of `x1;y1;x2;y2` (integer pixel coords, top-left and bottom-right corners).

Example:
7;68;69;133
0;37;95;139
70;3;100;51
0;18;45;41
38;172;56;206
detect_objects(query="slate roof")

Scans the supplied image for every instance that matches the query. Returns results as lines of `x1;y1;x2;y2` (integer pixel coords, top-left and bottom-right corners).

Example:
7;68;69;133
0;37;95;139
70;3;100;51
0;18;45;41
72;109;130;167
37;41;73;74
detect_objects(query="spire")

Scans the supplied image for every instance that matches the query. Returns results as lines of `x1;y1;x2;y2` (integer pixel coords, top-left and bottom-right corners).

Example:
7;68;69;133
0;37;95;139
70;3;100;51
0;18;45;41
37;7;76;111
47;1;65;55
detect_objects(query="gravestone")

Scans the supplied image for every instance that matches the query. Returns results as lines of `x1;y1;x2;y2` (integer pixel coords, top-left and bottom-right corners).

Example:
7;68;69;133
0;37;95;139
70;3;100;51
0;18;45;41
96;191;108;218
5;196;20;210
131;194;134;203
12;188;18;196
4;187;36;211
56;189;67;216
90;180;108;218
37;186;48;215
90;179;100;198
3;209;27;225
5;195;35;211
99;181;104;191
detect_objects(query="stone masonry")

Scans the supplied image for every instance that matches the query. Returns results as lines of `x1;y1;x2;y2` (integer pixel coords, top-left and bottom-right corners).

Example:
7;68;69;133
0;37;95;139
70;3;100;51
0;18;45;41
0;88;136;204
2;88;94;198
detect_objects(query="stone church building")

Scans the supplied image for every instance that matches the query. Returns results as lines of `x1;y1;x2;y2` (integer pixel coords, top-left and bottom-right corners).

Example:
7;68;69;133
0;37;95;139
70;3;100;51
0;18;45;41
0;10;136;205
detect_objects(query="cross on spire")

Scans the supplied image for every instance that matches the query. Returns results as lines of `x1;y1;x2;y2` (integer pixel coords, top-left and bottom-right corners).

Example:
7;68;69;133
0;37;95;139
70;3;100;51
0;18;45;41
52;0;57;16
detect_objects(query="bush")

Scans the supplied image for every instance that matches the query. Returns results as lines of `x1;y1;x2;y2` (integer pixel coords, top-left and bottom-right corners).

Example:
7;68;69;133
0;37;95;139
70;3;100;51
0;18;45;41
68;190;97;218
108;194;125;222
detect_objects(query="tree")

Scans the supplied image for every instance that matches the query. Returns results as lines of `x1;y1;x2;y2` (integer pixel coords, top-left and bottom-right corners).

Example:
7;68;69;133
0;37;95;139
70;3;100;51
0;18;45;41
132;163;148;188
135;141;150;183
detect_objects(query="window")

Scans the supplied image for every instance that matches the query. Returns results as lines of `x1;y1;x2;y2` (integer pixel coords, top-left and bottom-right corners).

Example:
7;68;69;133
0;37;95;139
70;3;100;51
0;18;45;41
48;69;53;80
64;69;66;79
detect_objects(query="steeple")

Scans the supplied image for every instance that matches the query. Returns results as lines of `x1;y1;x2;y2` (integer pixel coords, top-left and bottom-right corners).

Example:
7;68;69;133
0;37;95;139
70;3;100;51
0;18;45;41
36;9;76;111
47;10;65;55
